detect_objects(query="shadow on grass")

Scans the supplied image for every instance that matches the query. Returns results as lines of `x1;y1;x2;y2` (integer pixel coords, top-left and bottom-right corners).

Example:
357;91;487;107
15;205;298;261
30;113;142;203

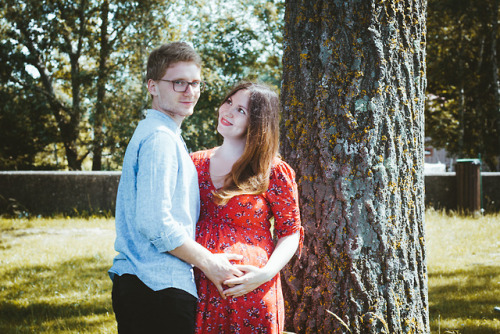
0;257;115;333
429;265;500;334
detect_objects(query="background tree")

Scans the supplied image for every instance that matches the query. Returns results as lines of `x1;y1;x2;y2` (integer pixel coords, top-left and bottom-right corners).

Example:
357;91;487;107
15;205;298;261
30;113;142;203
0;0;174;170
175;0;285;151
280;1;428;333
426;0;500;171
0;0;284;170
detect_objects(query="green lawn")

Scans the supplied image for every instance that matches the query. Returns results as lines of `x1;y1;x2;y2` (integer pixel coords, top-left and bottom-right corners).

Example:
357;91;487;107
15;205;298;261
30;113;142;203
426;210;500;333
0;211;499;333
0;217;116;333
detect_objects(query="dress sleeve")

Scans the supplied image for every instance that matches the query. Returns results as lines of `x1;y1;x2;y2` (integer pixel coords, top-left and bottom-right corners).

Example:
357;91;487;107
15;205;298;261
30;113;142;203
266;159;304;257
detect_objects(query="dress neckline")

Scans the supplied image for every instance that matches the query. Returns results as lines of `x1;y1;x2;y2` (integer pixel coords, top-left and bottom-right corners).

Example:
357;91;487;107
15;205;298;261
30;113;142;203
207;148;223;190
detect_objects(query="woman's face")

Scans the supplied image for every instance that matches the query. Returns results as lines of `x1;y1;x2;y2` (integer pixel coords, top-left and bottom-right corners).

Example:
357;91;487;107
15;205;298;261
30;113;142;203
217;89;250;140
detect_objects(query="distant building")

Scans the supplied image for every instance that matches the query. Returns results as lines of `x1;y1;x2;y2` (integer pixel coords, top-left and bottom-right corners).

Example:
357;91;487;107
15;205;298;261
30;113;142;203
424;139;455;172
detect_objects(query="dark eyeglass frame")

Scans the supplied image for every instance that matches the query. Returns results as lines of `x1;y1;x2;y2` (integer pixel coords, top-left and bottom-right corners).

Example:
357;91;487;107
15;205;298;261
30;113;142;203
159;79;206;92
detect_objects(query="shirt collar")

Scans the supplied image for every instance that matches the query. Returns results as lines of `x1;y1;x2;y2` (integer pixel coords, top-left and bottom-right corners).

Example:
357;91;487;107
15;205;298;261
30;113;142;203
146;109;182;135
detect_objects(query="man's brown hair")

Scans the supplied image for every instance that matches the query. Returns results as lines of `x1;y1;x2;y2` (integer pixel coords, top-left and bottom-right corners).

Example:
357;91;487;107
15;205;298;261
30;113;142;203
146;42;202;82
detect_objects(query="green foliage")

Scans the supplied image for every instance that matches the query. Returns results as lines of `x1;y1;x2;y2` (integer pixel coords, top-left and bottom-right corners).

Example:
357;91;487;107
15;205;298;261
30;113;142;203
0;0;284;169
426;0;500;170
0;0;174;170
0;86;59;170
173;0;285;151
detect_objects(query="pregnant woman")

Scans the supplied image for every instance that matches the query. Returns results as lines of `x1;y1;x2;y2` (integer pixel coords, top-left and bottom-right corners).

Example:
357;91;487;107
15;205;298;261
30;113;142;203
191;82;303;333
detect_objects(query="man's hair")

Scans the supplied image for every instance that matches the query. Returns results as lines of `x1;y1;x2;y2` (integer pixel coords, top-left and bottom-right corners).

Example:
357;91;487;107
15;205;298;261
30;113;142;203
146;42;202;82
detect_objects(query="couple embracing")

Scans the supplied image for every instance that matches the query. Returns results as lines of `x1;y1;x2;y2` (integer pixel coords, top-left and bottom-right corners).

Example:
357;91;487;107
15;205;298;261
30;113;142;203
109;42;303;334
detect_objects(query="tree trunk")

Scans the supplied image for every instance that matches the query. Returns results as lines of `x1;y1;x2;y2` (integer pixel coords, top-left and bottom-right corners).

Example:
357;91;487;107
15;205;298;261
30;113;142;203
492;0;500;170
280;1;429;333
92;0;110;171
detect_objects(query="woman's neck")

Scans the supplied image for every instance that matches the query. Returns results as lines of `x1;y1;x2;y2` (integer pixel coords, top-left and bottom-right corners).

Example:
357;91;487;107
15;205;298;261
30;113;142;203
209;137;246;186
215;137;246;163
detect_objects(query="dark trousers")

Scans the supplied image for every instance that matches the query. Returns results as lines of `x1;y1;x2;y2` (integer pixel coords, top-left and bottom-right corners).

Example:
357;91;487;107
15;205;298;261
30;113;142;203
112;274;197;334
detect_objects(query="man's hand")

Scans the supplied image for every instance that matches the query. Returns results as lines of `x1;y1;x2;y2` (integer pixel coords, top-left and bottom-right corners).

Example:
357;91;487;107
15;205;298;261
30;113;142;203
168;239;243;299
202;253;243;299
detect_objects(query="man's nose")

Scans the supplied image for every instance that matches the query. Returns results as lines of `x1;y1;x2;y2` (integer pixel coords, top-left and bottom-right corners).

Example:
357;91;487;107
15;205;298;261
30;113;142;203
183;84;195;95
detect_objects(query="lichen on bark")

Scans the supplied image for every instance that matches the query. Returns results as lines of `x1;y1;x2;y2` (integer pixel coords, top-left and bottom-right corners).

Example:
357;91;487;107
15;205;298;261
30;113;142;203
280;1;429;333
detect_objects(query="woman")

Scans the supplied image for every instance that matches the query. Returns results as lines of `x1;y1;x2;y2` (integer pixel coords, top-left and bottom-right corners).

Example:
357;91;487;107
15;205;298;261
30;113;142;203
191;82;303;333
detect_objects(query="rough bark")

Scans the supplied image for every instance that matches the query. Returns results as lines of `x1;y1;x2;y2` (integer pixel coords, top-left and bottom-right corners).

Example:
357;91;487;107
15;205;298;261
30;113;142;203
280;1;429;333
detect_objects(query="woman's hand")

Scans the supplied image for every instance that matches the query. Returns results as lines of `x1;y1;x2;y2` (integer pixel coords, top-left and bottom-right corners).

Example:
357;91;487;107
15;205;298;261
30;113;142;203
222;264;273;298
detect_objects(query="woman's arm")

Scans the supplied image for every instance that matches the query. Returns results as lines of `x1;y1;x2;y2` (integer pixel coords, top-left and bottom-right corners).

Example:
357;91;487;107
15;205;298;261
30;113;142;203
222;231;300;297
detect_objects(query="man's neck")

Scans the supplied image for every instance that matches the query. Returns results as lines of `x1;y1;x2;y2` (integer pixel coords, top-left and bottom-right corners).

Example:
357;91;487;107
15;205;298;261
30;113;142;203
152;107;184;127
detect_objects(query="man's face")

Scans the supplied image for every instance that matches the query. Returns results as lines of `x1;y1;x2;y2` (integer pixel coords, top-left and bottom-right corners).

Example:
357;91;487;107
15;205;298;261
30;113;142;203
148;61;201;125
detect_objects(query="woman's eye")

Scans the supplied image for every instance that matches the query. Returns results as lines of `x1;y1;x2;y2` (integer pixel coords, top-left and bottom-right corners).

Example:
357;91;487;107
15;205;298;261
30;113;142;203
238;108;246;114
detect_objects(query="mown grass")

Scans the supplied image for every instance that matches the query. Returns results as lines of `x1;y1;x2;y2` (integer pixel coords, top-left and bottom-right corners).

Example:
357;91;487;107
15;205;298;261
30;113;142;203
0;217;117;333
0;211;499;333
426;209;500;333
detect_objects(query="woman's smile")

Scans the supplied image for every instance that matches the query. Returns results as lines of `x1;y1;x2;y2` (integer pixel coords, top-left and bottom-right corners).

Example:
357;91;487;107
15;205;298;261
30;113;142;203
220;117;233;126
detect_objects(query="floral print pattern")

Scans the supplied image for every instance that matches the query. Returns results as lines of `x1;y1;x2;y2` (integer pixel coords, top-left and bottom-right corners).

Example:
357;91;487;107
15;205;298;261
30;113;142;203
191;149;303;334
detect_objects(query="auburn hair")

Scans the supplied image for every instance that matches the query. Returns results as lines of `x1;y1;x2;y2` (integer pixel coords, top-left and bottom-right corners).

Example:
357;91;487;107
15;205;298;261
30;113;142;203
213;82;281;205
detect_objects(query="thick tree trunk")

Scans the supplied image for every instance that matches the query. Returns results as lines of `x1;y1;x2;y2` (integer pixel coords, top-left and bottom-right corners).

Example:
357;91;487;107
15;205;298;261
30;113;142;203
280;1;429;333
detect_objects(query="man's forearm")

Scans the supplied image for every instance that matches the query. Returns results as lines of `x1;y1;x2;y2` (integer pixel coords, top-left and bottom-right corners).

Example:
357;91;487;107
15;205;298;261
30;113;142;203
168;238;217;273
169;238;243;298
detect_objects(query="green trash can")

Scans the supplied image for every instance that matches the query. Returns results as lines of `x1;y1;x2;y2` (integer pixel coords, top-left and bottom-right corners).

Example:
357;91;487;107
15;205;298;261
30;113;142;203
455;159;482;214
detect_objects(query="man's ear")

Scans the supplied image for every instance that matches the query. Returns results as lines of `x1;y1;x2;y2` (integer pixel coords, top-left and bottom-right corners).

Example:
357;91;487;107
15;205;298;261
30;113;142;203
147;79;158;97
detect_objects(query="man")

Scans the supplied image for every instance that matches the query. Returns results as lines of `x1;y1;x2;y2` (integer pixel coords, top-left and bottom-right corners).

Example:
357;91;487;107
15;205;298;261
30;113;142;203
109;42;242;334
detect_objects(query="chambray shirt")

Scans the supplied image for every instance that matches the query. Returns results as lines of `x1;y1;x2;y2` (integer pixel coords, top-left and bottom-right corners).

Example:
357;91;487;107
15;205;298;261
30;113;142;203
109;109;200;298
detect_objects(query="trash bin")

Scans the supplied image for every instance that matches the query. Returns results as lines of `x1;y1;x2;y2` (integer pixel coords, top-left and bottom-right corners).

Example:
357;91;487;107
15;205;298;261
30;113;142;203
455;159;482;214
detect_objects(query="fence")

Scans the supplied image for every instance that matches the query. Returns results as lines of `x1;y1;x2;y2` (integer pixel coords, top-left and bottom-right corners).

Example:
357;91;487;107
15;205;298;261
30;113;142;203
1;171;499;216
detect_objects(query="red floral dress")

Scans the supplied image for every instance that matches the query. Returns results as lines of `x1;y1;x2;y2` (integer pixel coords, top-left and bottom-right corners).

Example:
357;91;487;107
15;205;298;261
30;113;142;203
191;149;303;334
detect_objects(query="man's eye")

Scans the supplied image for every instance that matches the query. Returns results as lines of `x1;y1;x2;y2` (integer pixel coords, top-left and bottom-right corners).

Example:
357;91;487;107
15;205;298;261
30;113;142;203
191;82;200;87
175;80;187;85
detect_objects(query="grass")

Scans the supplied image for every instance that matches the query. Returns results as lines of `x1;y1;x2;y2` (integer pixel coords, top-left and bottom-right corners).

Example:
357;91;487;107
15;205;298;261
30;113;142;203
0;211;499;333
426;209;500;333
0;217;117;333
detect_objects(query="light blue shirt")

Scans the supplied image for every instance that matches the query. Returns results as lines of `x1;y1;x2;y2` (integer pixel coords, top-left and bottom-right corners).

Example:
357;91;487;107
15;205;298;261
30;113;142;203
109;109;200;298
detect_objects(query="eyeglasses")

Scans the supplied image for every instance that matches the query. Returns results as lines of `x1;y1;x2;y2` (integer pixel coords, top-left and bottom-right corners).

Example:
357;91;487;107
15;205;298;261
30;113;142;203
159;79;206;92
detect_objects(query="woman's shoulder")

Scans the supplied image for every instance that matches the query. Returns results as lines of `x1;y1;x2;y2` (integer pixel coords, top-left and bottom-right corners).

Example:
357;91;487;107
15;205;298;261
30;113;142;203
270;156;296;180
190;148;213;162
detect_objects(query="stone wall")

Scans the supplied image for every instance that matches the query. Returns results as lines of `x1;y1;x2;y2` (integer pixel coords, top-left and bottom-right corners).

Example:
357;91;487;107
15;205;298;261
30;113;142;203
1;171;499;216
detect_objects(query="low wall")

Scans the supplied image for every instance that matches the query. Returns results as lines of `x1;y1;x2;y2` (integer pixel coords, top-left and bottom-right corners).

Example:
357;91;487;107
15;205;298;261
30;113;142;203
424;173;457;210
482;173;500;211
424;172;500;212
0;171;121;216
1;171;499;216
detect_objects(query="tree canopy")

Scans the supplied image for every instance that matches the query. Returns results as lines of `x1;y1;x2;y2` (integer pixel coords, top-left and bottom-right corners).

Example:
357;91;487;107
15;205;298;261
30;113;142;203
0;0;284;170
1;0;498;171
426;0;500;171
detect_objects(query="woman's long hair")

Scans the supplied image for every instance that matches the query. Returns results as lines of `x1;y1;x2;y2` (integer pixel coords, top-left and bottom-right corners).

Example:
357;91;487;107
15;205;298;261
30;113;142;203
213;82;280;205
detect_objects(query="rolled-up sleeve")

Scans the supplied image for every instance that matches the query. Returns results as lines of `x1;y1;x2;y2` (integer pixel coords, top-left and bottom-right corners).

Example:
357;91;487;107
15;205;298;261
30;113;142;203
135;131;189;252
